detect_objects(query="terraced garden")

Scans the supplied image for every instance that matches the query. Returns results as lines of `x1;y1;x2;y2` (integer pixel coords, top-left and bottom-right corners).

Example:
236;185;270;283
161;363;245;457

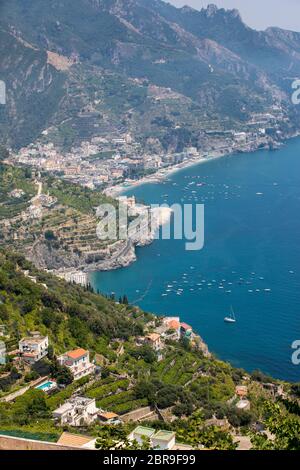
0;164;119;268
85;377;147;414
154;351;202;386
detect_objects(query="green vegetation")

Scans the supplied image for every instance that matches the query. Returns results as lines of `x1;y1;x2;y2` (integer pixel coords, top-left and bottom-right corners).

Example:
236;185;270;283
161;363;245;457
0;163;123;270
43;177;116;215
0;164;35;220
0;248;300;450
95;426;152;450
0;250;148;354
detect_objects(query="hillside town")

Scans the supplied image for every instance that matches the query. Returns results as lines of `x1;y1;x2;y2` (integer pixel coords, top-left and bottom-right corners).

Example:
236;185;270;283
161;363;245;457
6;107;289;192
0;315;217;450
0;300;290;451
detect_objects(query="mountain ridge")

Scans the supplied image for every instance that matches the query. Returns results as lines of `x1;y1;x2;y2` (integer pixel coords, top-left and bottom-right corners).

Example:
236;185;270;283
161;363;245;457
1;0;300;150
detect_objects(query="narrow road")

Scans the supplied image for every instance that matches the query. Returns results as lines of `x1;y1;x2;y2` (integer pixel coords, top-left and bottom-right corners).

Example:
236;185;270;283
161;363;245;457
36;180;43;197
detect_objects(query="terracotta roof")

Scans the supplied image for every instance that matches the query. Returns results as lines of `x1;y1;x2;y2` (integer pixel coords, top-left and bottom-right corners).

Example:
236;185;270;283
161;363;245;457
146;333;160;342
57;432;94;448
236;385;248;397
168;320;180;330
99;412;119;420
66;348;88;359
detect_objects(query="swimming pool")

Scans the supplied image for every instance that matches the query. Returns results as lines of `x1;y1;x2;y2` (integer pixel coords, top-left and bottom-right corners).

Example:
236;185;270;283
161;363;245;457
35;380;57;392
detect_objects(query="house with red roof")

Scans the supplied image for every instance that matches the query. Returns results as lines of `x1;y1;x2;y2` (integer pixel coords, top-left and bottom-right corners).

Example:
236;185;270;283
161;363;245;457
160;316;181;341
57;348;95;381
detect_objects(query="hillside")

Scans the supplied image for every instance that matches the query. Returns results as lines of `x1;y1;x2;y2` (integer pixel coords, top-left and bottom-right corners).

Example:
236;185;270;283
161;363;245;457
1;0;300;151
0;162;132;271
0;249;300;449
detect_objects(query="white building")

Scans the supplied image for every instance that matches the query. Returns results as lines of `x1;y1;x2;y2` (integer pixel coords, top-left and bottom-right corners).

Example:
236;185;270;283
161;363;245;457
53;397;98;427
19;334;48;364
57;348;95;381
151;430;176;451
128;426;176;450
0;340;6;365
234;132;247;143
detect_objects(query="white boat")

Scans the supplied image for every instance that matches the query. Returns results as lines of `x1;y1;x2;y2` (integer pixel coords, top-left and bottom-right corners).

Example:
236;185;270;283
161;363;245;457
224;306;236;324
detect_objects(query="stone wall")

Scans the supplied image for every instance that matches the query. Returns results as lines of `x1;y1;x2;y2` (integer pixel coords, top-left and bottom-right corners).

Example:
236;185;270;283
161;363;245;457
122;406;154;423
0;434;83;451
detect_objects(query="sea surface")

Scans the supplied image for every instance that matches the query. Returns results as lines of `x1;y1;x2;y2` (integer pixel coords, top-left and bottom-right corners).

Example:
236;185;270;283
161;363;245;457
90;138;300;382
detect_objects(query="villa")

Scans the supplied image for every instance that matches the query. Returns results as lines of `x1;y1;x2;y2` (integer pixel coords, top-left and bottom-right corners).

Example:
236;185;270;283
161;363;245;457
53;396;99;427
128;426;179;450
145;333;162;352
19;333;49;364
57;348;95;381
163;317;181;340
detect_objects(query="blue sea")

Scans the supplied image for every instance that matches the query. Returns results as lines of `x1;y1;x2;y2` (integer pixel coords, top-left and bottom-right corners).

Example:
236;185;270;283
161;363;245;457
90;138;300;382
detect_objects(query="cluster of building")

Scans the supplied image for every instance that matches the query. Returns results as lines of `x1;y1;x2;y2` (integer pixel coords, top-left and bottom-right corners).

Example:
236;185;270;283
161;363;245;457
17;334;96;382
4;101;288;198
9;137;198;190
127;426;193;451
235;385;251;411
52;424;193;450
57;348;96;381
134;316;209;362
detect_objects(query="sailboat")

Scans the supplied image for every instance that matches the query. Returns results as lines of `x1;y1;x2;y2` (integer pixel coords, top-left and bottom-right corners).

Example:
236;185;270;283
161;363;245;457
224;306;236;324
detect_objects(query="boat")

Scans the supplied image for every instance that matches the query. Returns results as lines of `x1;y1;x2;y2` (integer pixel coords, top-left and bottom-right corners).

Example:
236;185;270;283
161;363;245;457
224;306;236;324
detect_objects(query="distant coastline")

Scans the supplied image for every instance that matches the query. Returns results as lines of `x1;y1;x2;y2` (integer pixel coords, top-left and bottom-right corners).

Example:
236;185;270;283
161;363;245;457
90;135;300;382
104;137;289;199
87;131;300;276
55;131;300;281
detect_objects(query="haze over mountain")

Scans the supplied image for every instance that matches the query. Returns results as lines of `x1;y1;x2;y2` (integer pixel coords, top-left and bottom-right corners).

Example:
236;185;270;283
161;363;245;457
1;0;300;150
170;0;300;33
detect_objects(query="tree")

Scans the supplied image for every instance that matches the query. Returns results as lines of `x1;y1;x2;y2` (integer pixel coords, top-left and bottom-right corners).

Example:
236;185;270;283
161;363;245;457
134;381;156;404
0;304;8;321
173;402;194;418
101;367;110;379
44;230;56;241
250;402;300;450
96;427;152;450
176;411;237;450
291;383;300;398
50;359;73;386
0;146;9;162
12;390;49;425
56;366;74;386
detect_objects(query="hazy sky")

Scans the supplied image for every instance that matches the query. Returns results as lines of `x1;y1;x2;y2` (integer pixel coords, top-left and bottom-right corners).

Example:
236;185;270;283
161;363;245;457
169;0;300;32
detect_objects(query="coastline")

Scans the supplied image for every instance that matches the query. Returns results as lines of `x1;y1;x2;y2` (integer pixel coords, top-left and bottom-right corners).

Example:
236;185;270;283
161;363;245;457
104;149;230;198
103;134;298;198
89;135;300;382
75;131;300;280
